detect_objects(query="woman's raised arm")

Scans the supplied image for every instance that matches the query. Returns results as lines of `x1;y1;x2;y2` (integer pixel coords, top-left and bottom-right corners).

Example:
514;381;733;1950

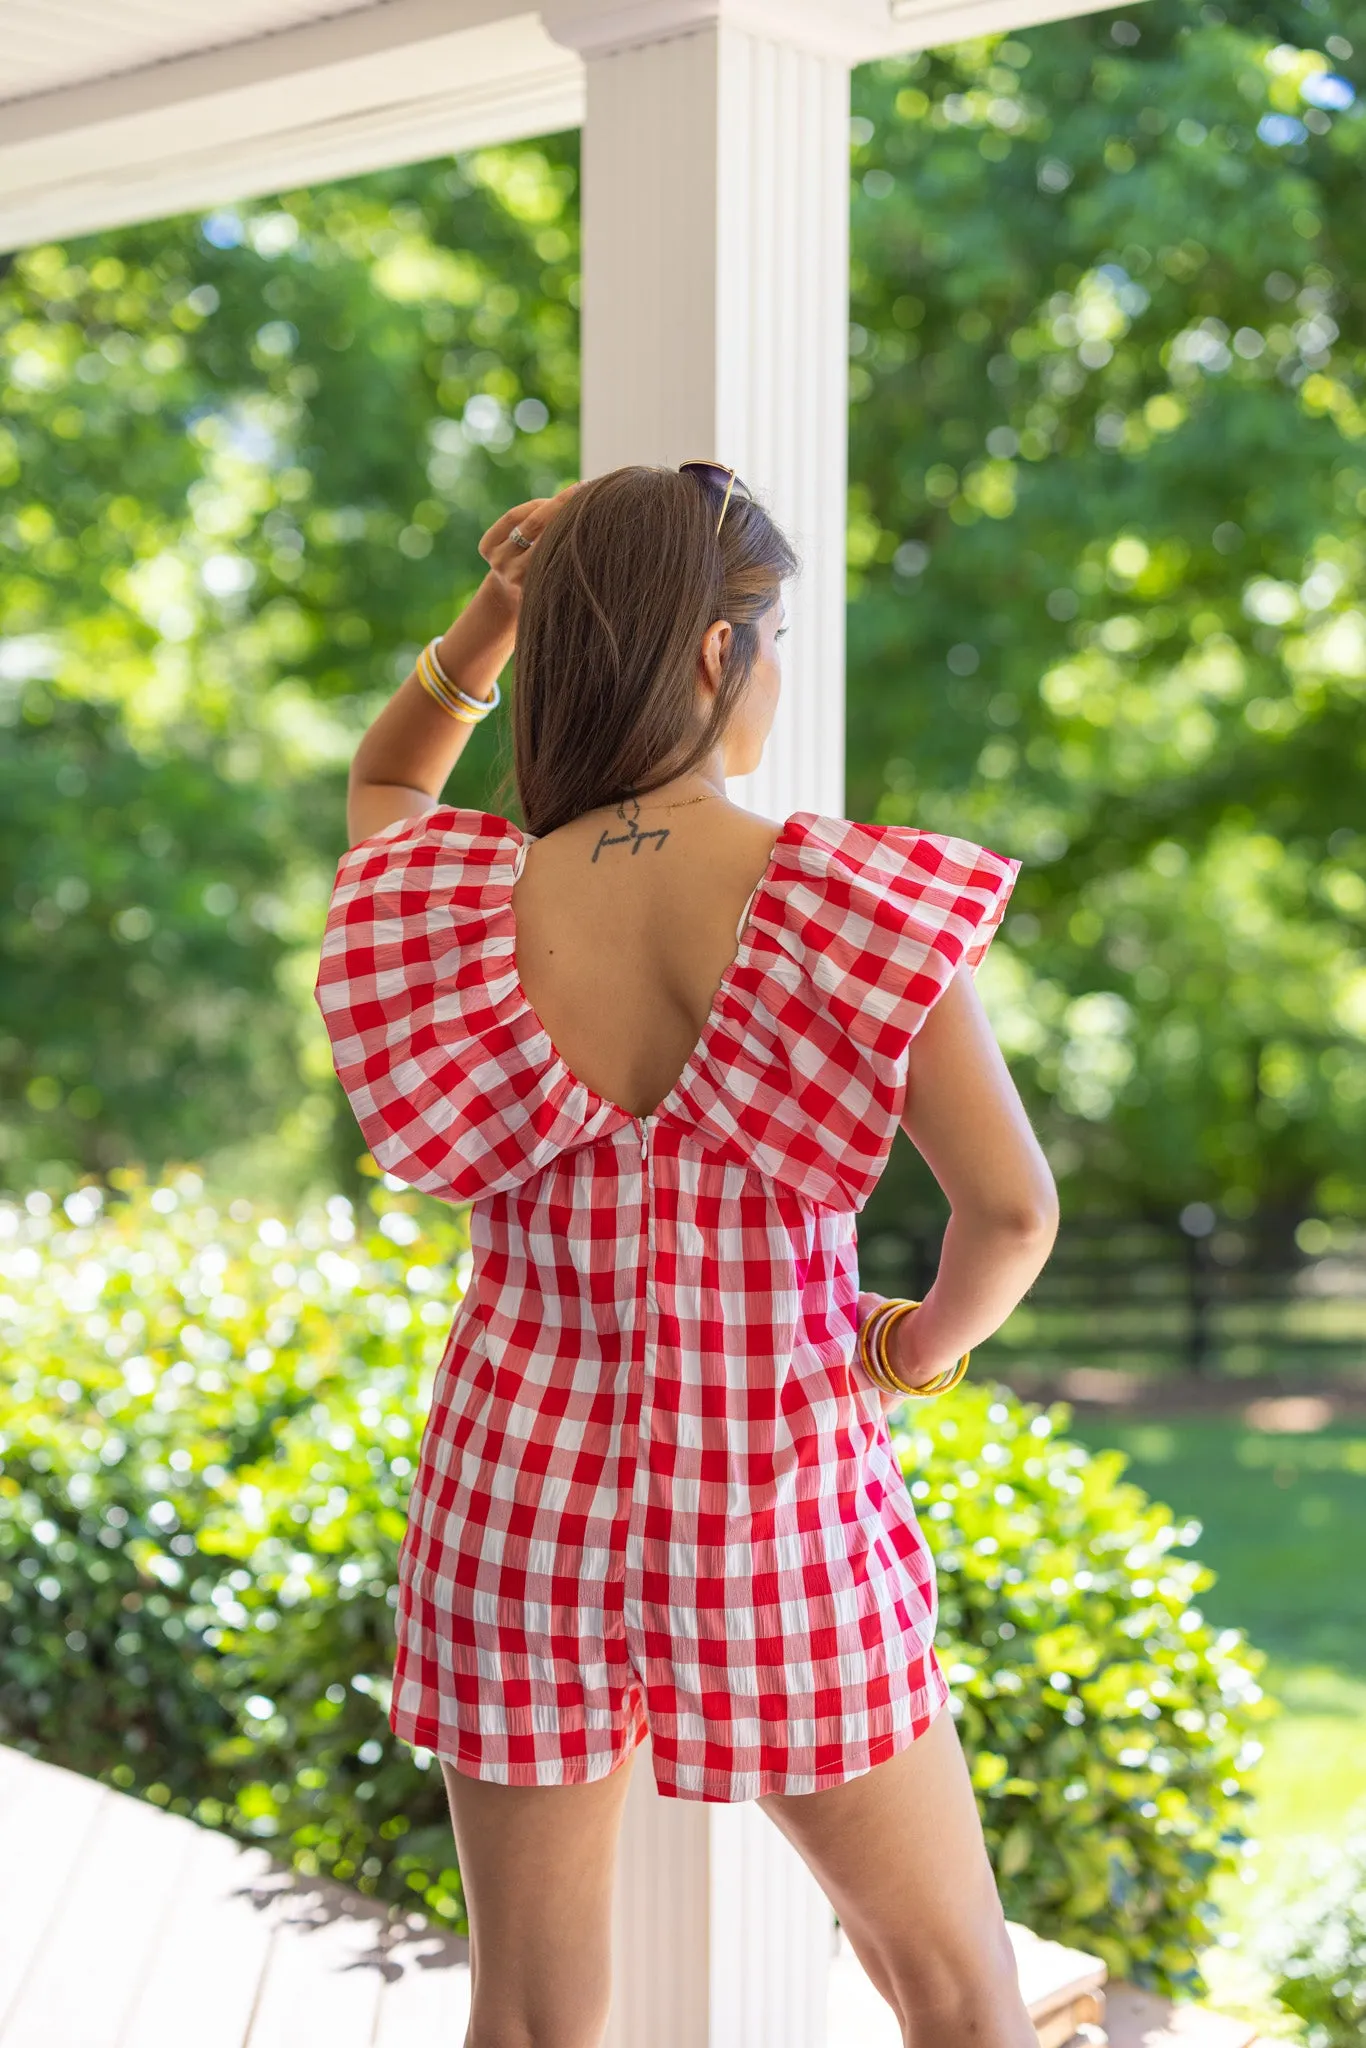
346;488;575;847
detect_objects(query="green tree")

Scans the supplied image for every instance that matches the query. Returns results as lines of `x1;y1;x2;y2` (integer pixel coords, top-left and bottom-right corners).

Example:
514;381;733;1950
847;0;1366;1222
0;147;579;1192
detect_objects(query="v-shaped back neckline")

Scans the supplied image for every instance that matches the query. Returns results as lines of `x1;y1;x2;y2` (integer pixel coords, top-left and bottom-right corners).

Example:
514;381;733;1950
500;809;809;1127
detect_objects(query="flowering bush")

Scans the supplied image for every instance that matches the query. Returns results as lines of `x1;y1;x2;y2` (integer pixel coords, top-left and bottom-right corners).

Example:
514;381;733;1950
0;1175;1268;1986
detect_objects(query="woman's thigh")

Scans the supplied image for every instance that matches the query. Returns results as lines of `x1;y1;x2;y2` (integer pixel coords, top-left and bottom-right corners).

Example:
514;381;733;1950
758;1710;1036;2048
442;1749;639;2048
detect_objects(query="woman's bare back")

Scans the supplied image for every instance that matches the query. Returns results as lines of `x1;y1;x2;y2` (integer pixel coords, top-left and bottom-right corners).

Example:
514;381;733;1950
510;794;784;1120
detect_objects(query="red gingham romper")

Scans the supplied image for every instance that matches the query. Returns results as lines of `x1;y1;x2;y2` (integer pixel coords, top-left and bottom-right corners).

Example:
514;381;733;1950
315;806;1018;1801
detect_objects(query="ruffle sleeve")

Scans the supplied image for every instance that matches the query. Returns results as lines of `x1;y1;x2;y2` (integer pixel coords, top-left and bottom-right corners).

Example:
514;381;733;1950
313;806;626;1203
793;818;1019;1058
668;813;1019;1212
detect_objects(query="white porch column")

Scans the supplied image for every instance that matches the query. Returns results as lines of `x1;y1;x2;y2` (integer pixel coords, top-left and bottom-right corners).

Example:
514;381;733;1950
540;6;875;2042
604;1734;835;2048
554;7;858;821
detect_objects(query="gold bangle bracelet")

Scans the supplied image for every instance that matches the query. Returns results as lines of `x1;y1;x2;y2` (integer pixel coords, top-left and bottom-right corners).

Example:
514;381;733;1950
413;647;483;712
861;1301;910;1390
857;1299;896;1383
858;1299;919;1393
422;638;501;715
898;1347;972;1398
856;1297;971;1399
872;1301;921;1390
416;643;475;707
415;645;490;723
901;1355;968;1398
416;662;485;725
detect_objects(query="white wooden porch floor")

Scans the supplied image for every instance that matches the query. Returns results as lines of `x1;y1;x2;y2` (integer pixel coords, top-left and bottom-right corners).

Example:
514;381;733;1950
0;1747;1262;2048
0;1745;468;2048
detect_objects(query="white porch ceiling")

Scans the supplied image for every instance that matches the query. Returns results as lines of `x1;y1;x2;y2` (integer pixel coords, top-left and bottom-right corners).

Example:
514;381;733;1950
0;1;585;252
0;0;386;102
0;0;1125;252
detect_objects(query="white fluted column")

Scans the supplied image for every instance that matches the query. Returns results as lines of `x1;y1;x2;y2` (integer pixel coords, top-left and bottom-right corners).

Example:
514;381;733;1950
570;14;853;819
539;6;867;2040
603;1734;836;2048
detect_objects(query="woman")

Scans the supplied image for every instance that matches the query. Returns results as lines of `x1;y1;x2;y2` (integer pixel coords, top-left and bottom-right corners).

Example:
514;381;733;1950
315;465;1058;2048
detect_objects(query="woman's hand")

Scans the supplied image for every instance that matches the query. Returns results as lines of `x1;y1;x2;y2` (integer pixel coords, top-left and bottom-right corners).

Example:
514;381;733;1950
477;484;578;613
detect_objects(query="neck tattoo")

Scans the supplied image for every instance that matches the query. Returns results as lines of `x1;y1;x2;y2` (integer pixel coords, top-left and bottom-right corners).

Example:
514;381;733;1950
591;796;670;862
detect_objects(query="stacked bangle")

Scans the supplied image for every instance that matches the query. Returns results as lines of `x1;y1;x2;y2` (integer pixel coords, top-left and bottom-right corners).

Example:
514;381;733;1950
415;637;501;726
857;1298;971;1400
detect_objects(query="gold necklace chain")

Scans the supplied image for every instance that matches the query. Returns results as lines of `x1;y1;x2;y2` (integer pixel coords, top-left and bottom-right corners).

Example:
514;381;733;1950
630;790;724;814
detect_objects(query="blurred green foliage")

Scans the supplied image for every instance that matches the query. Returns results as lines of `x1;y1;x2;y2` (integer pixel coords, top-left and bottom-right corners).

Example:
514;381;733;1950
849;2;1366;1221
0;145;579;1192
896;1390;1270;1992
0;1177;1268;1989
0;1170;468;1919
1264;1825;1366;2042
1;1;1363;1214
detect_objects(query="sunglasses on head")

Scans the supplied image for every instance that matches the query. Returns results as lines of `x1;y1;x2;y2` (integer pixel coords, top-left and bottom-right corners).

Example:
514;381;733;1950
679;459;752;536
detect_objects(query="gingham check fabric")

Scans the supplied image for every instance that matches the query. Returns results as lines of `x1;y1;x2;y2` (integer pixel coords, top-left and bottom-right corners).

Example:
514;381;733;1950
316;807;1018;1800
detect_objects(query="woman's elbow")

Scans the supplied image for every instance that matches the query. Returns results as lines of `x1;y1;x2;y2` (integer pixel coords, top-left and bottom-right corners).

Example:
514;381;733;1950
971;1172;1059;1247
996;1203;1058;1248
1025;1181;1061;1244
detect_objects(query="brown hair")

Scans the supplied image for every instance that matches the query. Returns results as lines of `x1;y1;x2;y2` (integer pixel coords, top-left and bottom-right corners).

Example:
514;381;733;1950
500;465;798;837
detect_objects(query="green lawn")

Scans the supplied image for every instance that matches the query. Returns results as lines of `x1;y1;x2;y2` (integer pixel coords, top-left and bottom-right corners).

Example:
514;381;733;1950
1065;1410;1366;2027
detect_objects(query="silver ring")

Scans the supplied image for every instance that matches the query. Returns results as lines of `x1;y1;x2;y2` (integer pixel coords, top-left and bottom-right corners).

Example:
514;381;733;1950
509;525;534;550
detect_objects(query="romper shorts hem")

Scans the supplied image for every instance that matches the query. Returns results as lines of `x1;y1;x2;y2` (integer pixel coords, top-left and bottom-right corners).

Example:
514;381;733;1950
392;1657;953;1805
423;1717;652;1794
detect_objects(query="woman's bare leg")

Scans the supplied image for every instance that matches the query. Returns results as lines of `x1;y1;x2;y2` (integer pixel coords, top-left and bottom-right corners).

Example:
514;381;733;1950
758;1709;1036;2048
441;1747;638;2048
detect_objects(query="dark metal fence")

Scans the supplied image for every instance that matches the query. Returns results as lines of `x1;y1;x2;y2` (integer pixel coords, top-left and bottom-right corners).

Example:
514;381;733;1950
859;1208;1366;1380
